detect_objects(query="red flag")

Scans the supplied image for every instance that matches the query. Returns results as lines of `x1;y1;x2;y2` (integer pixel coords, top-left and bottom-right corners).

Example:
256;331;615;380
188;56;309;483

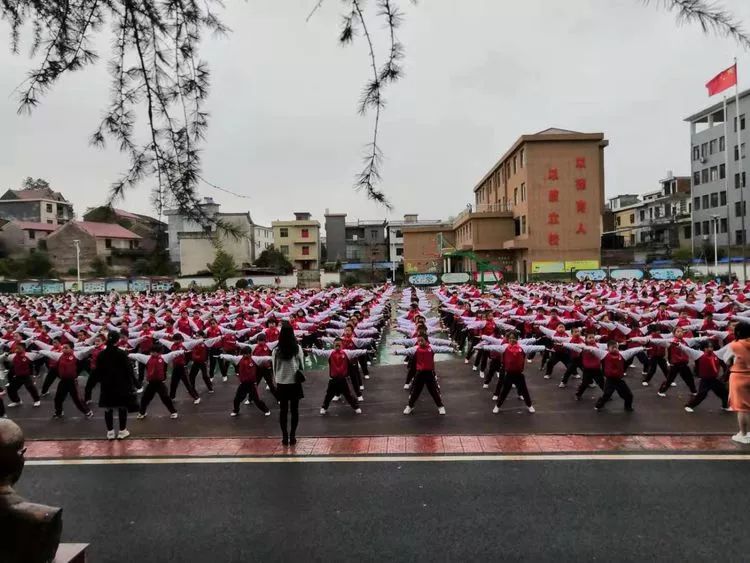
706;64;737;96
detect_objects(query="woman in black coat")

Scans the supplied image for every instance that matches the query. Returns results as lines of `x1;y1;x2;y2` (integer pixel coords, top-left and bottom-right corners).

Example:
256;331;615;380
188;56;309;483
97;332;138;440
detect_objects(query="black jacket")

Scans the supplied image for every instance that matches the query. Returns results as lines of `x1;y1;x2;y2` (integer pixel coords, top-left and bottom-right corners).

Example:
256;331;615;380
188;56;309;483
97;345;138;411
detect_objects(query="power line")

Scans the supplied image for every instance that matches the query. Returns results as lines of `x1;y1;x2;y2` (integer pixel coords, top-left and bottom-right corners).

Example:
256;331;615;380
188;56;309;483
198;176;251;200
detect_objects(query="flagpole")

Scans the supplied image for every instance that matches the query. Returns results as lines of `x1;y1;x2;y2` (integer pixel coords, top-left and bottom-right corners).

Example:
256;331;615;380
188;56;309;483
735;57;747;282
724;94;732;278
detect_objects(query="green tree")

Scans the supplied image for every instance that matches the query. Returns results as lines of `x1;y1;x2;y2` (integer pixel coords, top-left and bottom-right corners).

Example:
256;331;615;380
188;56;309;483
209;250;237;288
22;177;50;191
90;256;109;277
24;252;53;277
254;247;294;274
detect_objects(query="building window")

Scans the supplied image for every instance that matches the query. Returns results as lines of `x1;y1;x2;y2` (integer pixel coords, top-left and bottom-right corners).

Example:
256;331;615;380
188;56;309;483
129;240;134;249
629;213;635;223
105;238;112;249
302;246;310;256
720;163;726;179
710;139;717;154
396;247;403;256
106;256;112;266
639;210;645;221
694;222;701;236
703;220;710;234
693;171;700;186
521;183;526;201
692;146;699;160
735;172;746;188
27;230;36;240
521;215;527;234
683;226;691;239
735;201;746;217
737;230;746;245
520;149;525;167
735;143;746;161
301;228;309;238
694;197;701;211
710;192;719;207
513;188;518;205
710;167;718;181
280;227;288;238
280;245;289;255
512;156;517;174
369;229;377;239
640;232;647;243
721;218;728;233
720;191;727;206
735;114;747;131
701;169;709;183
702;195;709;209
46;203;53;213
654;207;661;218
701;143;708;158
616;216;621;227
47;220;53;224
649;208;654;220
396;229;402;238
720;136;726;151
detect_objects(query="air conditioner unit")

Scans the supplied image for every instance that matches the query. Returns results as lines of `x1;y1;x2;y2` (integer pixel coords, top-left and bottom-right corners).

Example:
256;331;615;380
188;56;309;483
699;157;707;163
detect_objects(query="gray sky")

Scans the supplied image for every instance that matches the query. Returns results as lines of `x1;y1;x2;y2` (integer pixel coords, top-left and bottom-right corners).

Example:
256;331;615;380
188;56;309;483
2;0;750;228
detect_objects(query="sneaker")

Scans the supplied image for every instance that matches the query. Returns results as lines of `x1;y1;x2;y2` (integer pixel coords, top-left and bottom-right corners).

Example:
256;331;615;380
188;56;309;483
364;375;370;380
403;405;414;415
354;408;362;414
230;411;238;417
574;374;582;379
208;389;215;394
244;399;250;405
319;408;327;415
403;384;410;390
731;432;748;444
33;401;41;407
136;413;147;420
472;366;478;372
684;406;694;413
657;392;666;397
52;413;64;419
491;395;498;401
527;359;533;363
85;411;94;419
41;391;49;397
642;381;649;387
438;406;446;415
170;412;179;419
332;395;340;402
222;376;228;383
264;411;271;417
722;407;732;412
482;384;489;389
367;361;372;366
492;405;500;414
670;382;676;387
558;382;566;388
357;396;364;402
527;406;536;413
641;371;648;376
193;397;201;405
464;359;469;364
543;375;550;380
136;387;144;394
107;430;116;440
117;429;130;440
359;385;365;391
6;402;21;408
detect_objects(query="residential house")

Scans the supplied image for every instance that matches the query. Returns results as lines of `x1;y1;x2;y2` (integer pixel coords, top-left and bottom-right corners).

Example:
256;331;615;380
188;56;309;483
83;206;166;252
46;221;142;274
0;221;57;257
0;187;74;226
272;212;321;270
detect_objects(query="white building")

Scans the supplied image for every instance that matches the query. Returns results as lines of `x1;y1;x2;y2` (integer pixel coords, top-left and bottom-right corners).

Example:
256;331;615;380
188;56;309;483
254;224;273;256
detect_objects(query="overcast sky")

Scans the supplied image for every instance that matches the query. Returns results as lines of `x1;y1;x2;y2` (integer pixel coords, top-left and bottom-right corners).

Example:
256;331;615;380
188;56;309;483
2;0;750;227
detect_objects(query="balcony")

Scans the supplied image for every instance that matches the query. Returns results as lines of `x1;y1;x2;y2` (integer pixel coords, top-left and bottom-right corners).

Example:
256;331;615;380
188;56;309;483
454;200;513;226
110;247;147;257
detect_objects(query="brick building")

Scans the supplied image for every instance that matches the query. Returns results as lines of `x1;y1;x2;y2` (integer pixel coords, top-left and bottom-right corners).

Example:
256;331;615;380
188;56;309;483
0;187;74;226
0;221;57;257
46;221;141;275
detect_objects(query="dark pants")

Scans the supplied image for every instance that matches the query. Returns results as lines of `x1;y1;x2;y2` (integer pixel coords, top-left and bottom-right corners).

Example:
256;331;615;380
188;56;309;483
54;379;88;416
624;351;649;372
84;370;100;402
484;357;503;385
279;398;299;441
348;362;363;397
408;370;443;408
562;356;582;384
473;349;489;371
576;368;604;398
595;377;633;410
358;354;370;376
496;372;532;407
7;375;40;403
256;367;279;401
465;335;480;359
545;351;569;376
208;348;220;377
405;356;417;386
169;364;198;400
41;367;58;395
323;378;358;410
233;381;269;414
686;378;728;409
659;363;697;394
188;361;213;392
0;397;4;417
104;408;128;431
644;357;669;383
140;381;176;414
137;362;146;387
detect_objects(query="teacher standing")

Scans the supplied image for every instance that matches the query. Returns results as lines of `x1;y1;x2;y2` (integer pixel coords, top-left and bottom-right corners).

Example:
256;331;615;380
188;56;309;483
272;322;305;446
96;332;139;440
728;322;750;444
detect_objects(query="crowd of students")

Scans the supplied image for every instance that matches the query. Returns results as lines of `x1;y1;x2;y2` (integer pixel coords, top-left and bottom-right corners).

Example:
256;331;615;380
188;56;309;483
2;277;750;444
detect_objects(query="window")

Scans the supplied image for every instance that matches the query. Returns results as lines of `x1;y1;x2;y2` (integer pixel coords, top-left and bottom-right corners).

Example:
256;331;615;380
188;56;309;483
692;146;699;160
702;195;709;209
710;139;717;154
710;192;719;207
395;229;403;238
396;247;403;256
693;171;700;186
683;226;692;239
513;188;518;205
735;143;746;160
28;230;35;240
302;246;310;256
46;203;53;213
301;228;309;238
280;245;289;255
629;213;635;223
694;221;701;236
521;215;527;234
654;207;661;218
694;197;701;211
520;149;525;167
46;220;53;224
640;232;647;243
701;143;708;158
514;217;521;237
735;114;746;131
134;240;139;248
735;172;746;188
703;220;710;234
105;238;112;249
737;230;746;245
280;227;288;238
721;218;728;233
701;169;709;183
616;216;621;227
129;240;135;249
720;136;726;151
710;167;718;181
640;210;646;221
736;201;747;217
513;156;517;174
721;191;727;206
369;229;377;239
720;163;726;179
521;183;526;201
649;208;654;220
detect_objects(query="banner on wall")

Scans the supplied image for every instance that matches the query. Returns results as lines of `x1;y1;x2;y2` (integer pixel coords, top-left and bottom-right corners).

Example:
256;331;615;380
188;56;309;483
408;273;439;286
106;278;129;292
610;269;645;281
83;280;106;294
649;268;684;281
150;279;174;292
42;280;65;294
575;269;607;281
441;273;471;284
129;278;150;292
564;260;600;271
19;281;42;295
471;271;504;282
531;261;565;274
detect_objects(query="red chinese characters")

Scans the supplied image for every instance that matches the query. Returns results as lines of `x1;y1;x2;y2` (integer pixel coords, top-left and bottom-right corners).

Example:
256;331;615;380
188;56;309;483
548;212;560;225
575;178;586;191
576;157;586;169
576;223;587;235
576;200;587;213
548;188;559;203
548;168;559;181
548;233;560;246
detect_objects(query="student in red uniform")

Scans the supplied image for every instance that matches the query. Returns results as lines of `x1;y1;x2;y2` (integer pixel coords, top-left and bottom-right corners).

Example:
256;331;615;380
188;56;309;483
560;327;585;387
218;329;239;383
311;338;365;414
219;349;272;417
39;337;63;396
396;336;453;415
83;334;107;403
161;334;200;403
129;350;183;419
5;345;42;408
642;325;669;386
187;332;215;394
594;341;644;412
250;333;278;401
683;341;730;412
205;319;223;378
572;334;605;400
658;328;698;397
38;343;94;418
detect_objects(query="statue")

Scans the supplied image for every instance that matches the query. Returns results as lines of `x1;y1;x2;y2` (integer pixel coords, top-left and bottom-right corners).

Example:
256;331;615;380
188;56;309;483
0;419;62;563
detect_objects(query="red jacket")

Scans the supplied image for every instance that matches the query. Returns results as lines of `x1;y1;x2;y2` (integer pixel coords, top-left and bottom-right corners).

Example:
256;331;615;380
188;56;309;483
582;349;601;370
191;343;208;363
414;345;435;371
254;343;272;358
602;352;625;379
668;341;689;365
329;350;350;378
237;356;258;383
170;342;186;367
695;353;721;379
12;353;32;377
502;344;526;373
221;333;237;353
58;353;79;380
146;356;167;382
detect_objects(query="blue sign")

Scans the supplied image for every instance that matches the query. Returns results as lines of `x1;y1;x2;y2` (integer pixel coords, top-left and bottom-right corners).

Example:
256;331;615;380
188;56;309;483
610;269;645;281
575;269;607;281
649;268;684;281
408;273;439;286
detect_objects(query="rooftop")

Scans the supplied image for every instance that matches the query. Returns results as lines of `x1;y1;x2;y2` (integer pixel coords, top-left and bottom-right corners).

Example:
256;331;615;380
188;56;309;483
74;221;141;239
7;221;58;232
1;187;70;203
684;87;750;123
